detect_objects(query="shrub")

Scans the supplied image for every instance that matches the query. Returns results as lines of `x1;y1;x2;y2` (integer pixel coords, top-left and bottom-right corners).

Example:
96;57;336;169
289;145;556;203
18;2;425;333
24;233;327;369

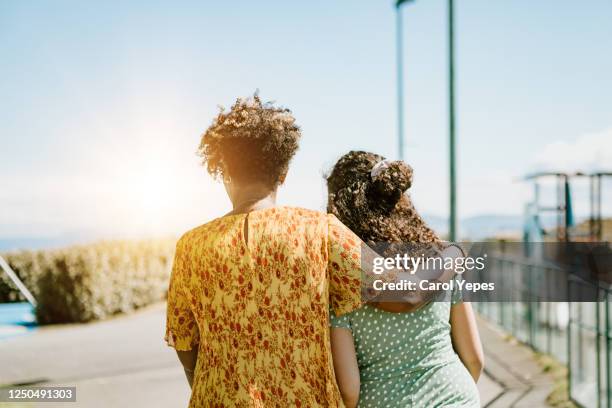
0;239;176;324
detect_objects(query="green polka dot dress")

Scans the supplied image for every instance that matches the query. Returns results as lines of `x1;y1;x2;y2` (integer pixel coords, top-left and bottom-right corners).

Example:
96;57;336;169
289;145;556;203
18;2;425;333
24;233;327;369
330;285;480;407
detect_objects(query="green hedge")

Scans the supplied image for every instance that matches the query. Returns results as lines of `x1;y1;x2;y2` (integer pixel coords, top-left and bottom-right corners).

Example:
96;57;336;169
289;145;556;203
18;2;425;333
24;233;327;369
0;239;176;324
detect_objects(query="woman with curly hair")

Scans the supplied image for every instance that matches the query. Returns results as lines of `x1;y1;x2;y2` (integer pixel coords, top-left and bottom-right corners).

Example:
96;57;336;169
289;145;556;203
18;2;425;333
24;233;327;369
327;151;483;408
165;95;412;407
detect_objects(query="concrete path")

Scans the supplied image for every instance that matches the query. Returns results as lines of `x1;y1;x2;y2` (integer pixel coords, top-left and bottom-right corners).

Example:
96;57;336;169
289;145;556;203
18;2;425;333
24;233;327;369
0;305;553;407
476;316;555;407
0;304;189;408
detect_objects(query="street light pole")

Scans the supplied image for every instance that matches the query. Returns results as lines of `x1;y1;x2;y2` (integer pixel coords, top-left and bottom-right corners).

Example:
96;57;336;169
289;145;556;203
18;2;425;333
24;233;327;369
396;0;413;161
448;0;457;241
396;5;404;160
396;0;457;240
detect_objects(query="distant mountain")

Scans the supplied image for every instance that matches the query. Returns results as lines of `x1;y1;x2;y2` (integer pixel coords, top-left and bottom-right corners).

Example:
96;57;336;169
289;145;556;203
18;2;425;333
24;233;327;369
0;235;93;252
1;214;597;252
424;214;523;240
461;215;524;240
0;230;180;252
422;215;448;236
0;215;524;250
424;213;593;241
0;229;109;252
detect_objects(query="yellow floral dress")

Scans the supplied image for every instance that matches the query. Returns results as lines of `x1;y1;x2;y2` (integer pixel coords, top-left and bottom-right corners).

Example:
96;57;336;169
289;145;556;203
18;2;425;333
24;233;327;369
165;206;364;407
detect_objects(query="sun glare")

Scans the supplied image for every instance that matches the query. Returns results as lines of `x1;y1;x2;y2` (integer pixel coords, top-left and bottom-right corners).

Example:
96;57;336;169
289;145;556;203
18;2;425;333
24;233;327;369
116;146;194;236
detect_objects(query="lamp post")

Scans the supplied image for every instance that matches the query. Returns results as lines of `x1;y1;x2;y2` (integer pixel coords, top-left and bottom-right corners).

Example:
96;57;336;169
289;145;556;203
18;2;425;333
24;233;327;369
448;0;457;241
395;0;414;161
395;0;457;241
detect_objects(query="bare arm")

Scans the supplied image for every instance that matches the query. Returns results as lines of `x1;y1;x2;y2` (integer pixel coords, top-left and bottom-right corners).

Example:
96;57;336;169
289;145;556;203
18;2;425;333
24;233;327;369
176;349;199;388
450;302;484;382
330;328;360;408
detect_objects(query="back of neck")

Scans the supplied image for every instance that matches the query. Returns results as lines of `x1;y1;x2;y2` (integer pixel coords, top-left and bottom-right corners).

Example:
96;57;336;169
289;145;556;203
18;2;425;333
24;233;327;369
228;195;277;216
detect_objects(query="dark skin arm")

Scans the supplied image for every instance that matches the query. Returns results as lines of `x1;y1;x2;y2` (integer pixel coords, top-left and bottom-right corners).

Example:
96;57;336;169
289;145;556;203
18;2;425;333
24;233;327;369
176;349;199;388
330;328;360;408
451;302;484;381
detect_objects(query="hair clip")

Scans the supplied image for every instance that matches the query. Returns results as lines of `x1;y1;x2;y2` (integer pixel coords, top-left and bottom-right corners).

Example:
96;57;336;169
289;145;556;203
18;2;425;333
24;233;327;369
370;159;392;181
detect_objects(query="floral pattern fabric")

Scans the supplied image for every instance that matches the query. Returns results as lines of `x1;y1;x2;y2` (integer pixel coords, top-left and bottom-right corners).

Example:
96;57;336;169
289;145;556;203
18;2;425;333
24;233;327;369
165;206;363;407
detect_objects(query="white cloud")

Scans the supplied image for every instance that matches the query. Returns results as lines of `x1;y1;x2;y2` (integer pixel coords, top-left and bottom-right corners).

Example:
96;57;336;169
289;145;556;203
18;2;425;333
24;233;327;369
528;127;612;218
531;127;612;173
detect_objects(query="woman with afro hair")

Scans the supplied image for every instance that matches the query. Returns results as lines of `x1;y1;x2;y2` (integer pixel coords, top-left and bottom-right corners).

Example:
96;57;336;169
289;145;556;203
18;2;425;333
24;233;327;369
327;151;484;408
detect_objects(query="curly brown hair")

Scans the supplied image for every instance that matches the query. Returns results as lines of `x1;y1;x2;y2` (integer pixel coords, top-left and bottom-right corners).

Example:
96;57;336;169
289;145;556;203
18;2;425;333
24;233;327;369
198;94;301;187
326;150;440;245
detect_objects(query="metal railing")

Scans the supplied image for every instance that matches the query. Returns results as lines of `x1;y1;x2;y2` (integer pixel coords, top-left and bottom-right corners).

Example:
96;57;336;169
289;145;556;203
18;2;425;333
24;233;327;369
0;255;37;306
475;256;612;408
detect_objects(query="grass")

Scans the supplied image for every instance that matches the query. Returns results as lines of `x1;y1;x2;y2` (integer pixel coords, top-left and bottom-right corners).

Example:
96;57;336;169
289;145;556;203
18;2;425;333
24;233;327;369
535;353;578;408
498;331;577;407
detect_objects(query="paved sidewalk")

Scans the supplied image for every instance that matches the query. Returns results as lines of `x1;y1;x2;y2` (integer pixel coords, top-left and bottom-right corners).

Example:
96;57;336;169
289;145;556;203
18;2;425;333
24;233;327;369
476;316;555;407
0;304;190;408
0;305;555;407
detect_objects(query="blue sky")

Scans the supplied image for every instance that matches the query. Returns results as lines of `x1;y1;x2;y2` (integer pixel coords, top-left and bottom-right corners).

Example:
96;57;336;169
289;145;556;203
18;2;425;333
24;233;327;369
1;0;611;243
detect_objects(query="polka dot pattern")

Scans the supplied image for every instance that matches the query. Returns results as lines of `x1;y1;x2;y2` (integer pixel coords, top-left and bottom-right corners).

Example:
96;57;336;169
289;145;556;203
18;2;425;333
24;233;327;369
331;285;480;407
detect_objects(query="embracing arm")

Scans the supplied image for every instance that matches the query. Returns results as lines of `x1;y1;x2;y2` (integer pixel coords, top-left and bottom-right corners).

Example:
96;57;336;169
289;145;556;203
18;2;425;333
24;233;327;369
450;302;484;382
367;244;461;313
176;349;199;388
330;328;360;408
